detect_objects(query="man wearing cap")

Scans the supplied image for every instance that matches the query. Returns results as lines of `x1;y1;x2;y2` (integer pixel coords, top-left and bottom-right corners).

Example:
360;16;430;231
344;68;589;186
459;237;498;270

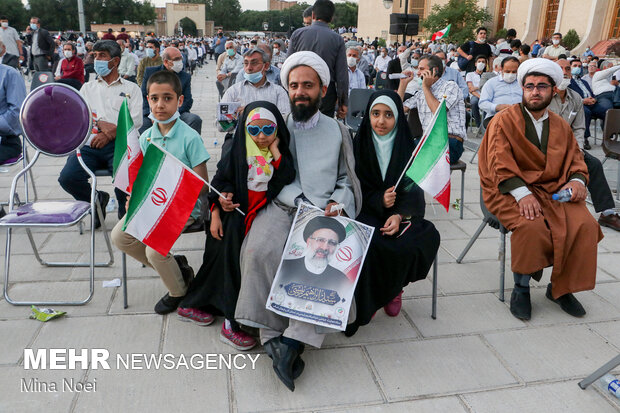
235;51;361;392
479;58;603;321
278;216;351;291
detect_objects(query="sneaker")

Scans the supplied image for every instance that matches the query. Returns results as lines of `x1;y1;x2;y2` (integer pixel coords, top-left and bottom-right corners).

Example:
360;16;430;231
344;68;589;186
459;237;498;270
599;213;620;232
177;307;214;326
219;322;257;351
384;290;403;317
154;293;184;315
545;283;586;317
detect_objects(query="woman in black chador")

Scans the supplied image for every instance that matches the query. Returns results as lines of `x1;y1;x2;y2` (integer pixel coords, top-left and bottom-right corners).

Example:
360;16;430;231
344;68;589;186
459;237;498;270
347;90;440;336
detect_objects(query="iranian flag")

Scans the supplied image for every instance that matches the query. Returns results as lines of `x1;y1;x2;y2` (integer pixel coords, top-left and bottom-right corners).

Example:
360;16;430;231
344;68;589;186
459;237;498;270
404;99;451;211
331;222;369;283
113;99;143;195
431;24;451;41
122;143;204;256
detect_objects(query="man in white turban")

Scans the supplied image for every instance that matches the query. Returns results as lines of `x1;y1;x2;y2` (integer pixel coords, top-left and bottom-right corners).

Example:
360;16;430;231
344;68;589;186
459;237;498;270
235;51;361;392
478;57;603;321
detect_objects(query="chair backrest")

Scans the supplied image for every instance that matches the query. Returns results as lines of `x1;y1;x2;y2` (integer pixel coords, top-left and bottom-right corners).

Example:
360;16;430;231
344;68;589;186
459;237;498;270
479;188;507;233
602;108;620;159
374;71;389;90
20;83;92;157
30;71;55;92
407;108;424;138
345;88;374;133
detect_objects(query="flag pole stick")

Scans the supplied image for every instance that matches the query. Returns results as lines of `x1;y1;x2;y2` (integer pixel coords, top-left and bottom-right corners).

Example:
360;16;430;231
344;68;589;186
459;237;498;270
148;140;246;216
392;97;446;191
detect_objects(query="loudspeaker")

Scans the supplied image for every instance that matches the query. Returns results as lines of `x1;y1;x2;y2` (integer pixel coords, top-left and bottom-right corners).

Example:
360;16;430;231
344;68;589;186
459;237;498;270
389;13;419;35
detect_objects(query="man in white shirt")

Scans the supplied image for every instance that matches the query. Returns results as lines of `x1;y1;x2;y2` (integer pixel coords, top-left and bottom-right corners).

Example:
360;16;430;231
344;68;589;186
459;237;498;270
0;16;23;60
466;55;487;127
58;40;142;226
542;32;567;61
346;47;366;96
117;39;136;82
373;47;390;73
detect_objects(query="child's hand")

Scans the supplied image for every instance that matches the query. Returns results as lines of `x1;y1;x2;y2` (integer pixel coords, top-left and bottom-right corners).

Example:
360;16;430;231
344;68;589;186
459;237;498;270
383;186;396;208
380;214;402;236
210;210;223;240
268;137;281;160
219;192;240;212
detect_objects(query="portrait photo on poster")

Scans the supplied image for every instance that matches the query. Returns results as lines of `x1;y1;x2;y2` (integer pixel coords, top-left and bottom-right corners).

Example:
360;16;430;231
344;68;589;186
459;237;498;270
266;203;374;331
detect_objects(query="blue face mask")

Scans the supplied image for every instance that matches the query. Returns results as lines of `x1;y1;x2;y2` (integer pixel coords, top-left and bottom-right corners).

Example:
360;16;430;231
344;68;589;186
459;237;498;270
243;70;263;84
571;67;582;77
94;59;112;77
149;110;180;125
30;23;38;30
146;48;155;58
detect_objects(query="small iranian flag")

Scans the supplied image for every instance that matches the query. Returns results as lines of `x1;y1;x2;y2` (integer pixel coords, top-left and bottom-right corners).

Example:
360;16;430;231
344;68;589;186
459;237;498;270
122;143;204;256
431;24;451;41
330;222;366;283
113;99;143;195
404;99;451;211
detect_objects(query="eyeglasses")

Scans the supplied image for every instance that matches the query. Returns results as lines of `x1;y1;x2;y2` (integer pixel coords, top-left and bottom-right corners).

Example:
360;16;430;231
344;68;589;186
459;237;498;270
523;83;552;92
246;124;276;136
309;237;339;247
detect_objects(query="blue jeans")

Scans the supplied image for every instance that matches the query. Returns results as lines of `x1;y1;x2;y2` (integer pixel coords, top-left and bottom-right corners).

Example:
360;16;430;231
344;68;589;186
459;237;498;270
449;138;464;165
58;142;127;218
470;96;481;127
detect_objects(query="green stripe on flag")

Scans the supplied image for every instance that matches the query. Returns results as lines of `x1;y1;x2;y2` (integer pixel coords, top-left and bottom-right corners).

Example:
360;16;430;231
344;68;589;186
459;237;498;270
405;100;448;182
122;144;166;230
113;99;131;176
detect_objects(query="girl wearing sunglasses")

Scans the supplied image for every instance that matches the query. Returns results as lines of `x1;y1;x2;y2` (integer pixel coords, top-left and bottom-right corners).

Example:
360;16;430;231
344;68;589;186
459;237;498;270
178;102;295;350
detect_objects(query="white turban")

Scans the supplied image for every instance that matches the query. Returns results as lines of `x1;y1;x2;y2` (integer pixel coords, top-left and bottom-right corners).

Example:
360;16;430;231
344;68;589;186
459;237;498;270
280;51;330;90
517;58;564;87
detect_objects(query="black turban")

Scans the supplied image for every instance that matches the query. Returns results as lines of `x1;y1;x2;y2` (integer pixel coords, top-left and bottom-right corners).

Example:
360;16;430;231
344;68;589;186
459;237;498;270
303;216;346;244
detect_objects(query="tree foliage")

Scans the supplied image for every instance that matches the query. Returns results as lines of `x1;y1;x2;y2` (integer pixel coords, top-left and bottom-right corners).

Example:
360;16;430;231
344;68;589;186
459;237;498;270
562;29;580;51
186;0;242;30
421;0;492;45
179;17;197;36
3;0;29;30
236;3;309;32
331;2;358;28
26;0;156;31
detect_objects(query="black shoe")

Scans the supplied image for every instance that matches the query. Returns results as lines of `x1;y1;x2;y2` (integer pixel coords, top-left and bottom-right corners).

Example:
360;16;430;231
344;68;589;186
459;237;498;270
510;289;531;320
545;283;586;317
583;141;592;150
173;255;194;286
263;337;299;391
154;293;184;315
264;338;305;380
94;191;110;229
0;206;6;218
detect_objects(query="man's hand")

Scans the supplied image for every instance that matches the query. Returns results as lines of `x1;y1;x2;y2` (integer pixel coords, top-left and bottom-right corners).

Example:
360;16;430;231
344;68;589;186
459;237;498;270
562;181;587;202
518;194;542;220
383;186;396;208
337;105;348;119
217;74;227;82
380;214;402;236
97;120;116;140
54;76;60;81
399;69;414;86
583;97;596;105
325;202;340;217
495;104;511;112
210;208;224;240
90;132;113;149
467;55;473;61
219;192;240;212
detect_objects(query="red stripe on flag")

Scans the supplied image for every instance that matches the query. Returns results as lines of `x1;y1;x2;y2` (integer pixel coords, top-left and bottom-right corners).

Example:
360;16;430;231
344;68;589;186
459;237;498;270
127;153;143;193
434;181;451;212
143;169;203;256
344;261;361;283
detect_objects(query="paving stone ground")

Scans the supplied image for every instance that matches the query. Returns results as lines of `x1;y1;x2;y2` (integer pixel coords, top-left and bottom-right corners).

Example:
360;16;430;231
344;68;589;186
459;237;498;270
1;62;619;413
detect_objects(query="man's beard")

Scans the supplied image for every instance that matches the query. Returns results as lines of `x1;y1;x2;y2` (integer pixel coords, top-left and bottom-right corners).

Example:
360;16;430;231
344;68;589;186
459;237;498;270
304;248;332;274
290;93;322;122
523;93;553;112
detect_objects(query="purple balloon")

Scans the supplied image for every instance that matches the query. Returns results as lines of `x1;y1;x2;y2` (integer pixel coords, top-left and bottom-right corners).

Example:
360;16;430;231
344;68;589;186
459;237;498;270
20;84;91;157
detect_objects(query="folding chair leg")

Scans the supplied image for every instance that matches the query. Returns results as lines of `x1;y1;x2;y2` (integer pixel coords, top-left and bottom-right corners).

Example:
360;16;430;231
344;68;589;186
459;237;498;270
456;218;489;263
578;354;620;389
460;169;465;220
122;252;128;309
469;145;479;164
431;254;438;319
499;229;506;302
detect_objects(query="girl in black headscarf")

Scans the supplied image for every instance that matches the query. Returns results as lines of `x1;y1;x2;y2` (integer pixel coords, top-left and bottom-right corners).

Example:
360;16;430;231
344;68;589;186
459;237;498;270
347;90;440;336
179;101;295;349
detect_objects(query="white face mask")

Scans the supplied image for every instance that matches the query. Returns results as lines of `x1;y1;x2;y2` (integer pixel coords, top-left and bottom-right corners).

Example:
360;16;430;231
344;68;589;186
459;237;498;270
552;39;560;45
476;62;486;71
1;22;8;28
347;56;357;67
502;73;517;83
381;52;386;57
63;50;73;59
171;60;183;73
558;78;571;90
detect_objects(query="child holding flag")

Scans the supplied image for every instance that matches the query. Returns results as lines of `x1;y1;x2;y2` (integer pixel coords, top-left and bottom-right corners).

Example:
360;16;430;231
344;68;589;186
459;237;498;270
111;70;210;315
178;102;295;350
347;90;440;336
